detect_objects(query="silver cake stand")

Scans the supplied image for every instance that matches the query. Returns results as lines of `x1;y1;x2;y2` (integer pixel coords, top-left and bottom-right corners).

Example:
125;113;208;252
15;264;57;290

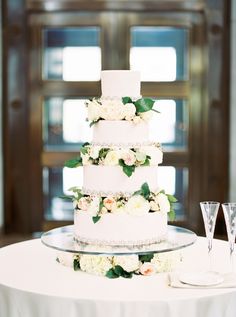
41;225;197;256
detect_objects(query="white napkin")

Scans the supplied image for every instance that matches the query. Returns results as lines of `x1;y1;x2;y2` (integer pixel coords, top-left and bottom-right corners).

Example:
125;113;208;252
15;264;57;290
168;272;236;289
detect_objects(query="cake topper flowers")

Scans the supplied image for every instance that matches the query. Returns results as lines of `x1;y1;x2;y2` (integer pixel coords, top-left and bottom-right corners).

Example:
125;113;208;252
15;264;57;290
87;97;160;126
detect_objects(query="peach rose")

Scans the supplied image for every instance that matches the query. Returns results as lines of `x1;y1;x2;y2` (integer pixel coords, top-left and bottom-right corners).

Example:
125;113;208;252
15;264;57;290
103;196;116;211
139;262;156;276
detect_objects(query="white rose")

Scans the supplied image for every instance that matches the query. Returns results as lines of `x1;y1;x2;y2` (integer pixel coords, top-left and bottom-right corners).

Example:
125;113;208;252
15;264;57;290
87;100;101;122
140;146;163;165
104;150;120;165
101;100;125;120
121;150;136;166
125;195;150;216
139;111;153;122
87;196;100;216
89;146;101;159
113;255;139;272
155;193;170;213
124;103;136;121
139;262;156;276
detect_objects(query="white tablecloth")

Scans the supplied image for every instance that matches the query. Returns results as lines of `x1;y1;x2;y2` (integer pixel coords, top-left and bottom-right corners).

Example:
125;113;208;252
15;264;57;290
0;237;236;317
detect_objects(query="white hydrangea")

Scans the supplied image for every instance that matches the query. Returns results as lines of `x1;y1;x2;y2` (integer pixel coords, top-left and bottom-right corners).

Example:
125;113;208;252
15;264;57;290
125;195;150;216
113;255;139;272
155;193;170;213
79;255;113;276
87;100;101;122
104;150;120;165
150;253;179;273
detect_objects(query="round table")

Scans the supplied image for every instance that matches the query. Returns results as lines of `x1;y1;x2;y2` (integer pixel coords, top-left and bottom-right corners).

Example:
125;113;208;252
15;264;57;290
0;237;236;317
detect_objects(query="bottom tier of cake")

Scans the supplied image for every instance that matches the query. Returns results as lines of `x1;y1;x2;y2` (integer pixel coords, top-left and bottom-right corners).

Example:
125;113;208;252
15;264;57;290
74;211;167;246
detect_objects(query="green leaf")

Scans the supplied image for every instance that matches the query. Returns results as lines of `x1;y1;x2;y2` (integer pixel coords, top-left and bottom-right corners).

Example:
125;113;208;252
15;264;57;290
134;98;155;113
73;258;80;271
122;96;133;104
167;194;178;203
99;199;105;212
90;120;100;127
123;165;135;177
141;182;150;199
80;146;88;155
99;148;110;159
92;215;101;223
119;159;135;177
82;142;90;147
64;157;82;168
168;209;175;221
113;265;133;278
139;253;154;263
59;195;74;201
133;189;142;196
105;268;119;279
142;157;150;166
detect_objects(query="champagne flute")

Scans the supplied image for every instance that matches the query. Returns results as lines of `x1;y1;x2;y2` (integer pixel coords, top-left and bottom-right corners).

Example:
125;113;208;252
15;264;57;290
200;201;220;271
222;203;236;272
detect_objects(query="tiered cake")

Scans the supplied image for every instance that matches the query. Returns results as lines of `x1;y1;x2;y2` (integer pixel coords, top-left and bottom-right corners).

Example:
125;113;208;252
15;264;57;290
66;70;175;247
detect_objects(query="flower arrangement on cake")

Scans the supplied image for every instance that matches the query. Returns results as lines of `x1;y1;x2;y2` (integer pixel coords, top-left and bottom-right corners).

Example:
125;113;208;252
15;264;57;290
65;142;162;177
62;182;176;224
87;96;159;126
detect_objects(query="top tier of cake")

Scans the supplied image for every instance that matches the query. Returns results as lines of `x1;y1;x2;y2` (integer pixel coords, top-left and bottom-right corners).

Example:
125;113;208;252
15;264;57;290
101;70;141;98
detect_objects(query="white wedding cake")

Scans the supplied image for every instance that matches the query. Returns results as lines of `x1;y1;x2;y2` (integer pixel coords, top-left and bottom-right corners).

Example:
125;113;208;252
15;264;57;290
65;70;176;247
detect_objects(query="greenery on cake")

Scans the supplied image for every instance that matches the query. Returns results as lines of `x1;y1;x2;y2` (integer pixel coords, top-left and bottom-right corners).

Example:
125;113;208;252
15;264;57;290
86;97;159;126
61;182;177;223
57;251;180;278
65;143;162;177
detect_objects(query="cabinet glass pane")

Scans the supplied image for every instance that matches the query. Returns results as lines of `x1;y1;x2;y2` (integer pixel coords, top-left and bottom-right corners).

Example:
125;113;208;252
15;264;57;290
150;99;188;150
43;166;187;221
43;27;101;81
43;98;92;150
130;27;188;81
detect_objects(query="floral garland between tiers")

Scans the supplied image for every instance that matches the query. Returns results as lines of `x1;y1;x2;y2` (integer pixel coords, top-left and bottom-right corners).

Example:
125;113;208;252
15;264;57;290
87;96;159;126
57;252;181;278
65;143;163;177
62;183;177;223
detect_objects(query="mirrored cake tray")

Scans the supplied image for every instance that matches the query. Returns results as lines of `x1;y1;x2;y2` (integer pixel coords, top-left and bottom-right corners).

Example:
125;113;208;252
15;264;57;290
41;225;197;256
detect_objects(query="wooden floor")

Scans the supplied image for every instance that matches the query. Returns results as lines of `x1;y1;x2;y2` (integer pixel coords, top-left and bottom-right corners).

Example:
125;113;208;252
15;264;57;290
0;234;34;248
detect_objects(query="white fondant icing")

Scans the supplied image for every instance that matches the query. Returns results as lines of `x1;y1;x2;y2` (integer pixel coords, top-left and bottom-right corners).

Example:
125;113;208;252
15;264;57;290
101;70;140;98
74;211;167;246
83;165;159;193
92;120;149;144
